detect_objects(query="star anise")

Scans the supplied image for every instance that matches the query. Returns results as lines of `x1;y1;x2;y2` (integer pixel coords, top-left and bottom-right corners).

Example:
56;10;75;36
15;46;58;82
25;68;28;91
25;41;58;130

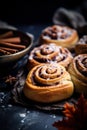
53;94;87;130
4;75;17;85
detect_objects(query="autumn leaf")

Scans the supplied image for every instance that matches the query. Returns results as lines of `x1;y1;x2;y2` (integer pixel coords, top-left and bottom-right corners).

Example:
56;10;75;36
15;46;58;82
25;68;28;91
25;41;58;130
53;94;87;130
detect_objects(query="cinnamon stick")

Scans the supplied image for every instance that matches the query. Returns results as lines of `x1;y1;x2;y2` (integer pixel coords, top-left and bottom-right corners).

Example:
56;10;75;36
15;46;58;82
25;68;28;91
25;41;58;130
0;41;26;49
0;37;21;43
0;31;13;39
0;48;11;55
0;47;18;53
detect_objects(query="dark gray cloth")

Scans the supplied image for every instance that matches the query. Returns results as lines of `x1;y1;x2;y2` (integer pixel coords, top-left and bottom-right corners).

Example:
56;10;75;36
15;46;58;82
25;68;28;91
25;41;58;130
52;7;87;36
0;21;16;30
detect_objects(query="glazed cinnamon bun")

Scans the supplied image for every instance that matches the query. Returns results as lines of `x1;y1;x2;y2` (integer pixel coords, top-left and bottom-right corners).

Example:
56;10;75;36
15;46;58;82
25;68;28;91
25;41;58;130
39;25;79;50
68;54;87;95
23;63;74;103
28;43;73;70
75;35;87;55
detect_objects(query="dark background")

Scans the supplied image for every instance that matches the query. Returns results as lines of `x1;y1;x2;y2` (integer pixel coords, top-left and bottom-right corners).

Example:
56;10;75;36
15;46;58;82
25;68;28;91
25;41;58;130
0;1;87;130
0;0;87;25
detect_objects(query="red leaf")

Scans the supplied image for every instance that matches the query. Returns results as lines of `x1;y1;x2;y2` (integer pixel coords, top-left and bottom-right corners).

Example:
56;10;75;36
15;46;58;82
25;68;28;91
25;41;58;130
53;94;87;130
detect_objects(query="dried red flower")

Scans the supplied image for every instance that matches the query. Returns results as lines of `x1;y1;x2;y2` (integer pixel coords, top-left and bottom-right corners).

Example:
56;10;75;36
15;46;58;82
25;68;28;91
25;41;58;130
53;94;87;130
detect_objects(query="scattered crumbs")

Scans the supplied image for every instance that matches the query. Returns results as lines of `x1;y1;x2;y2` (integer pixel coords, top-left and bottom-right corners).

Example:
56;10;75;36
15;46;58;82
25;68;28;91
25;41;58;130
21;119;24;123
8;104;12;107
1;105;5;108
50;114;56;119
45;125;48;129
19;113;26;118
52;115;56;119
27;111;30;114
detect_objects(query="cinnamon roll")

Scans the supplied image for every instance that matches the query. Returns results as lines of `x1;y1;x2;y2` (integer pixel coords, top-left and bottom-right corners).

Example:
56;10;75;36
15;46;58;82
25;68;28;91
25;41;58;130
28;43;73;70
75;35;87;55
39;25;79;50
23;63;74;103
68;54;87;95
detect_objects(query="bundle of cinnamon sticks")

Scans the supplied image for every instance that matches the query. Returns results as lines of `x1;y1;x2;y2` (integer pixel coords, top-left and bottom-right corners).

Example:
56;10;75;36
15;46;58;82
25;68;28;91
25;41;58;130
0;31;26;55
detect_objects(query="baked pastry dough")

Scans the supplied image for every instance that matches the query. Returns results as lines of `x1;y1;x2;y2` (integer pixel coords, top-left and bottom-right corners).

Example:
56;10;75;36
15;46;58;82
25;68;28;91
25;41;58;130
23;63;74;103
39;25;79;50
75;35;87;55
28;43;73;70
68;54;87;95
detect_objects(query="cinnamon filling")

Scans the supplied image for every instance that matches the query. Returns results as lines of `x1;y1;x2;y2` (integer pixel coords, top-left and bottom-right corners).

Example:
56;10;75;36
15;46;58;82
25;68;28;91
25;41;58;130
42;26;73;40
31;65;63;87
31;73;60;87
46;68;57;74
41;46;54;55
34;56;50;63
76;57;87;76
82;58;87;68
33;45;69;63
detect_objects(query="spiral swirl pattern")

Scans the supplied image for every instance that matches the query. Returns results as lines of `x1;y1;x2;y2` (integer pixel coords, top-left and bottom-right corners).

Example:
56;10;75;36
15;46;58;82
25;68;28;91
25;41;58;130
42;25;73;40
33;64;66;85
76;55;87;76
28;43;73;69
68;54;87;95
39;25;79;50
23;63;74;103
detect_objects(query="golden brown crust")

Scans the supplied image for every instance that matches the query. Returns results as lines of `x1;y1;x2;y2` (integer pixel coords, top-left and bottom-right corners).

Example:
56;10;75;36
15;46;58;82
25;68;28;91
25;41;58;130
68;54;87;95
39;25;79;50
23;63;74;103
27;43;73;70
